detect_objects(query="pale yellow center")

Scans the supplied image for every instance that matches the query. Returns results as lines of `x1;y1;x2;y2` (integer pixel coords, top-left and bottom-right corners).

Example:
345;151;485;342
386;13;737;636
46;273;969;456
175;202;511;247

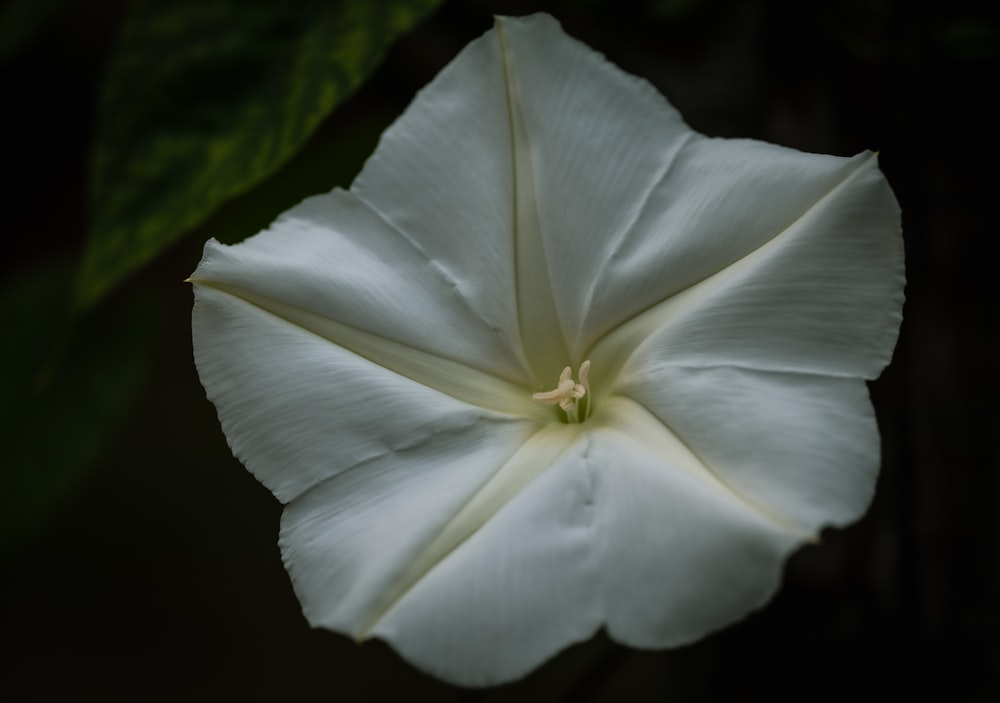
531;360;591;423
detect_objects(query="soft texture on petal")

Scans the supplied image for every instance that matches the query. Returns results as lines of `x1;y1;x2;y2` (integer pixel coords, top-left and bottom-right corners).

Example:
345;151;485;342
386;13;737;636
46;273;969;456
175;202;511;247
191;190;530;384
369;434;601;687
615;367;881;532
587;399;803;646
349;21;538;377
591;151;903;394
353;13;680;381
278;417;538;638
577;145;901;358
192;283;538;503
492;14;689;353
467;16;901;365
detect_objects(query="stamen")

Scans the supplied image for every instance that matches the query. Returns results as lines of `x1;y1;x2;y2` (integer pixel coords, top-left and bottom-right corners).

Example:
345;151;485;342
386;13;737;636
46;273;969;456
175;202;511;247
532;361;592;422
578;360;590;396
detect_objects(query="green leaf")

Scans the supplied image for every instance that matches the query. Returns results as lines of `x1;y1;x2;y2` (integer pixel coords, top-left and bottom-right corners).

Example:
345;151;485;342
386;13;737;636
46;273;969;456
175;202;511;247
206;106;395;246
77;0;441;308
0;261;157;551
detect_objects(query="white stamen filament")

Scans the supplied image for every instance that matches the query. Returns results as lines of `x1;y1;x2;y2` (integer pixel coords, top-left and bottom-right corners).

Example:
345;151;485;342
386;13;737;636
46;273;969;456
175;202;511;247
532;360;591;422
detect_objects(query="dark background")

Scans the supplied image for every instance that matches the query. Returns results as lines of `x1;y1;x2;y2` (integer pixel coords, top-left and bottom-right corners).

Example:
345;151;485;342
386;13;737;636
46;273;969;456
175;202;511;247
2;0;997;700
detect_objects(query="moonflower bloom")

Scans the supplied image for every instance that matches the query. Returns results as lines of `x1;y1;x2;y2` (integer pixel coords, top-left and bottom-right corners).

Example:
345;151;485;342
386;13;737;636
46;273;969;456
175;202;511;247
189;13;904;687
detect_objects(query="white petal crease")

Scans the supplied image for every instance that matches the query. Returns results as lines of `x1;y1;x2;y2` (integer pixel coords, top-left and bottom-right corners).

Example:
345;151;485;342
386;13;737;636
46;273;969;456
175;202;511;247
278;415;538;640
585;422;802;647
615;366;881;530
193;285;541;502
192;189;531;383
593;396;816;538
370;435;601;687
591;151;903;392
191;280;546;422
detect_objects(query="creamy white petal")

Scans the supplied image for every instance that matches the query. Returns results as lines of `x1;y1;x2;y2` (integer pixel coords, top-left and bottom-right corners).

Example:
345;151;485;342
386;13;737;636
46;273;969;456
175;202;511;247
374;12;685;374
588;398;804;646
369;432;600;687
278;417;538;639
492;14;690;354
591;152;903;392
190;190;530;384
192;284;540;502
576;144;898;354
349;18;562;380
614;366;880;531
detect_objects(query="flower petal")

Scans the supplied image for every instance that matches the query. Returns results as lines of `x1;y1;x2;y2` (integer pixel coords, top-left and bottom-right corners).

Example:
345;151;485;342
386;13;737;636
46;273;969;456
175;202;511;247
588;397;803;646
592;151;903;389
277;416;539;639
577;143;900;355
614;366;880;531
367;434;601;686
489;14;691;354
350;16;576;382
191;282;540;502
352;14;651;382
190;189;531;385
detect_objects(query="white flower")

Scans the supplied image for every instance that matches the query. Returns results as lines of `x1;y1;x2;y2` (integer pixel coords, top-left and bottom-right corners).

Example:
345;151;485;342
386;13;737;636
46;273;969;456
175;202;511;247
189;13;904;687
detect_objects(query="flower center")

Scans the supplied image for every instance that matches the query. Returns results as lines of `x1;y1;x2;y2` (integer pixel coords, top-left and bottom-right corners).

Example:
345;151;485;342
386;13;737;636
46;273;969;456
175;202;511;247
531;360;591;423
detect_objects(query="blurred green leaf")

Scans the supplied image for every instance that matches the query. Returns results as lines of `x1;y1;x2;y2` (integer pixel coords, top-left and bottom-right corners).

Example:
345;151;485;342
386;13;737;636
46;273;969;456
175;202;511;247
76;0;441;308
0;262;157;551
207;105;395;246
0;0;72;62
